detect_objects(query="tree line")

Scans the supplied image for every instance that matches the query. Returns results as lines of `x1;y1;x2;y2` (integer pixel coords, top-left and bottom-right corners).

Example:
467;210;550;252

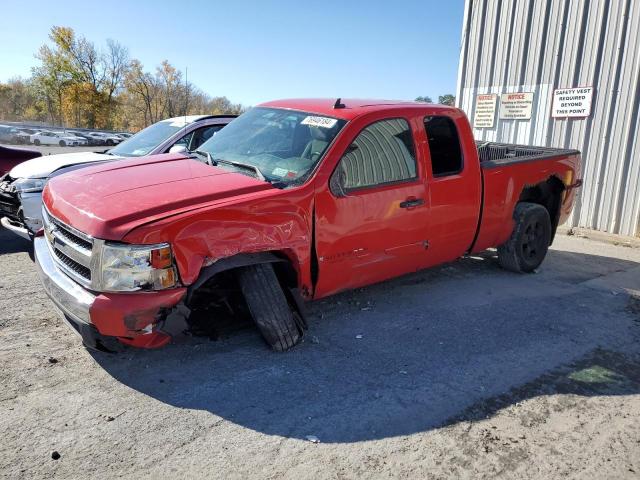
415;95;456;105
0;26;244;132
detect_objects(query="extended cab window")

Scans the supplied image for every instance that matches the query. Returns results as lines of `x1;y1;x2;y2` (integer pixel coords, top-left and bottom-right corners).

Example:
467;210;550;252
424;116;463;176
337;118;417;191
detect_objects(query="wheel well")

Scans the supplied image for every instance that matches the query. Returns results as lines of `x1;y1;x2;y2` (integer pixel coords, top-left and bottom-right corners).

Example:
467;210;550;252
184;251;305;337
518;176;565;243
186;251;300;306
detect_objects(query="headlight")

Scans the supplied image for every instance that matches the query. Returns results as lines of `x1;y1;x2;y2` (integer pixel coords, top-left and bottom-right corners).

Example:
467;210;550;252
100;242;178;292
13;178;47;193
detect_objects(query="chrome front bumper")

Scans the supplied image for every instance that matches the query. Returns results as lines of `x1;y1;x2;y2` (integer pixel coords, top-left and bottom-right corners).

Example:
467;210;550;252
34;236;95;325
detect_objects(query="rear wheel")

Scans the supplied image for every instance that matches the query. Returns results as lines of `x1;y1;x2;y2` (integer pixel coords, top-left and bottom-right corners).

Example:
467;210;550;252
106;139;114;146
237;263;302;351
34;139;40;146
497;202;551;273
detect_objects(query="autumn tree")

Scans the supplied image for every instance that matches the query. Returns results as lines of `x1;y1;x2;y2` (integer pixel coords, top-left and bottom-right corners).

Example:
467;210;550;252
3;25;244;131
31;26;129;128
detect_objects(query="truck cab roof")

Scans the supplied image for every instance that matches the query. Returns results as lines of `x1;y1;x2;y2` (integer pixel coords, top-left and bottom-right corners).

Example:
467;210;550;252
259;98;457;121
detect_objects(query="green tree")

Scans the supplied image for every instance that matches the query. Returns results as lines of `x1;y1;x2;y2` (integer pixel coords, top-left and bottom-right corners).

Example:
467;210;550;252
415;96;433;103
438;94;456;106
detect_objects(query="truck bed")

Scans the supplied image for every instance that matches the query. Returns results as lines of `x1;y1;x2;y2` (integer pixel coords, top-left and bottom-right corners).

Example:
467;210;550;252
472;141;581;254
476;141;579;168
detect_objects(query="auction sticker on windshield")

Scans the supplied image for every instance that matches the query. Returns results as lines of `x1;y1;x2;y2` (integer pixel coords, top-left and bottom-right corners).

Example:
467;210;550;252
301;116;338;128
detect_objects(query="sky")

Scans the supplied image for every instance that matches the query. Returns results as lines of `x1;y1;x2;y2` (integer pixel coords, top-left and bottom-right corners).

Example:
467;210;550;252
0;0;465;106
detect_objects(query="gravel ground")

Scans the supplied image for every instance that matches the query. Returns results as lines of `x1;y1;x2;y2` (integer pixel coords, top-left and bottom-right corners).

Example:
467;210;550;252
0;227;639;479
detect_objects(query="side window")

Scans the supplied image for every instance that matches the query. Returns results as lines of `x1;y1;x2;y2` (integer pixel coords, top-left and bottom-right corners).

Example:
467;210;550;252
172;131;193;148
337;118;417;191
189;125;223;151
423;116;463;176
170;125;224;152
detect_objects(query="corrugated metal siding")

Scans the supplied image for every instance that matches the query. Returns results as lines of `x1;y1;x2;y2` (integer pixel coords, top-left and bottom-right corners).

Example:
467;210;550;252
456;0;640;237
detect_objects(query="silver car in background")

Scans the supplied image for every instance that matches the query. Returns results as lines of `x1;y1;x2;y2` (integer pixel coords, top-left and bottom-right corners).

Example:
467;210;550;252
0;115;236;240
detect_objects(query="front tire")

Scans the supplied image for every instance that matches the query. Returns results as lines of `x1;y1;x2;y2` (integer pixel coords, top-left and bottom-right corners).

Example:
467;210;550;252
237;263;302;351
34;139;40;146
59;140;65;147
497;202;552;273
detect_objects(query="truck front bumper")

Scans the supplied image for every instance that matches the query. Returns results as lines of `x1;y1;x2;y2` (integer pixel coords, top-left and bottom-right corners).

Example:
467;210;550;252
34;237;187;349
35;235;95;325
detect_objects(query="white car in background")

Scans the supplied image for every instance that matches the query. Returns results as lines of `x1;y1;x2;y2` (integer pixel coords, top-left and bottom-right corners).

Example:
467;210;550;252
55;131;89;146
87;132;122;146
0;115;236;240
30;131;87;147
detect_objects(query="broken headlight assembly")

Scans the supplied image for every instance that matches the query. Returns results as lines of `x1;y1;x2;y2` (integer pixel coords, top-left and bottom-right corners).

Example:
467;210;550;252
100;242;178;292
12;177;47;193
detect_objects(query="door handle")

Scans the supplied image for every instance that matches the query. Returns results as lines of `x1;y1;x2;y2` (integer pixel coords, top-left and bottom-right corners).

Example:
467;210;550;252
399;198;425;209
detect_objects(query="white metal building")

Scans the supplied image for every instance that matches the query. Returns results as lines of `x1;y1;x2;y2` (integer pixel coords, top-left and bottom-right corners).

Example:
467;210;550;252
456;0;640;237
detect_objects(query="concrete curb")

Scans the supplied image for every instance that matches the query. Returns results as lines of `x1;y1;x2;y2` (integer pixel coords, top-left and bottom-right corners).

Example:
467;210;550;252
557;225;640;249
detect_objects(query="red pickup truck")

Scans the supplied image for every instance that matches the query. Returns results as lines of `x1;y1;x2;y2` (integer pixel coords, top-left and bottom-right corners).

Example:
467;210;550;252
35;99;582;352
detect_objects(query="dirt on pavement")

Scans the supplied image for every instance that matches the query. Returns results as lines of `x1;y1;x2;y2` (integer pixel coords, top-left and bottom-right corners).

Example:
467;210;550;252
1;227;639;479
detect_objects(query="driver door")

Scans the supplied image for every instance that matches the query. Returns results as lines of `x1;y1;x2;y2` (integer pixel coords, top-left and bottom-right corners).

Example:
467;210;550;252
314;117;431;297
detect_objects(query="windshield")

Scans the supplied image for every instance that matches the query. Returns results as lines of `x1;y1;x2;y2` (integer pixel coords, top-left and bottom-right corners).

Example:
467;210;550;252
108;120;187;157
196;107;346;186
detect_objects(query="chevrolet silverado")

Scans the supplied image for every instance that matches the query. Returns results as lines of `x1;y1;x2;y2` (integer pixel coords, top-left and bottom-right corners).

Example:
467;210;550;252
34;98;582;352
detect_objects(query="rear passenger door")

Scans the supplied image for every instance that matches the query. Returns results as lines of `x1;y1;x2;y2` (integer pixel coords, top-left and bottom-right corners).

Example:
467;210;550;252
314;117;431;297
422;115;481;262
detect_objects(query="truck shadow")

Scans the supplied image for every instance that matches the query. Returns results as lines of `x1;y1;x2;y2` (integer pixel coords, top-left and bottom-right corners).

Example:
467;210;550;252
92;249;640;444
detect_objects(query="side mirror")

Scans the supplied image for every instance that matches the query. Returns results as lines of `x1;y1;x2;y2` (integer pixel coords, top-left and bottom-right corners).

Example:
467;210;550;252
329;165;348;198
169;145;188;154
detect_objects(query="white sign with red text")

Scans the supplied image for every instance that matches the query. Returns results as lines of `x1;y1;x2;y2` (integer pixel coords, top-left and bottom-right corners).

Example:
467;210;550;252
499;92;534;119
474;94;498;128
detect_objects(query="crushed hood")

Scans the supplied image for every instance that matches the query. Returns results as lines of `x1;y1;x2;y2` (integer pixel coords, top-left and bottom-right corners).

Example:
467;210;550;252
43;153;273;240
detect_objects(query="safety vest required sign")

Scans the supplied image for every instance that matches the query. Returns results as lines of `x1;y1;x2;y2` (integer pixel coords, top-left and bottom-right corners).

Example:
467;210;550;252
474;94;497;128
552;87;594;118
500;92;534;119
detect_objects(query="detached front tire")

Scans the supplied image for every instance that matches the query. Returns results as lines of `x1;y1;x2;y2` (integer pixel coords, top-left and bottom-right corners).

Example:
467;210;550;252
497;202;552;273
237;263;302;351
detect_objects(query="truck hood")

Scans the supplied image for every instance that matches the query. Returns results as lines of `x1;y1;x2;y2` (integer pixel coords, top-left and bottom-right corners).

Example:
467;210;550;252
43;153;274;240
10;151;113;179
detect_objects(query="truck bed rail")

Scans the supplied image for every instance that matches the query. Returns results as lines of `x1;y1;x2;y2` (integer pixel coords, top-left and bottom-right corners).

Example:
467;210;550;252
476;141;579;167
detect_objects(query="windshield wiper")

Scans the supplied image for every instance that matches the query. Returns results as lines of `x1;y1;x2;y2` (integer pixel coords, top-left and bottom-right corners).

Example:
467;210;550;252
211;157;266;182
193;150;214;166
192;151;270;183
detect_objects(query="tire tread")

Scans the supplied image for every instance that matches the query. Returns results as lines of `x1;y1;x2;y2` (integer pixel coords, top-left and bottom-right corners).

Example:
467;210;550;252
238;263;302;351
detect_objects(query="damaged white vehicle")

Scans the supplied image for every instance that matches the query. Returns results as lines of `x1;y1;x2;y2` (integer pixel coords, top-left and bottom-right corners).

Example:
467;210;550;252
0;115;235;240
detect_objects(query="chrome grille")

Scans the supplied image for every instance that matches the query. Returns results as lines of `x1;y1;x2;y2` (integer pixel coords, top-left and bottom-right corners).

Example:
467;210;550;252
42;207;95;288
49;216;93;251
53;248;92;280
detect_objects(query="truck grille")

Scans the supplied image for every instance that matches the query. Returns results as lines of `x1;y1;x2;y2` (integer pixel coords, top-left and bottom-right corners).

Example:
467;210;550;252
42;207;95;287
53;248;92;280
48;215;93;251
